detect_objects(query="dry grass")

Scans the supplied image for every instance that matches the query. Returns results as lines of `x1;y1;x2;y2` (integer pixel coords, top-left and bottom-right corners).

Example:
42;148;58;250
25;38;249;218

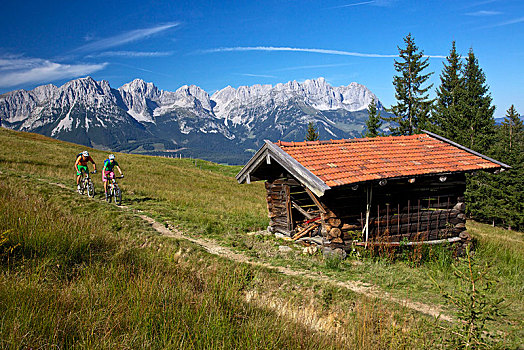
0;129;446;349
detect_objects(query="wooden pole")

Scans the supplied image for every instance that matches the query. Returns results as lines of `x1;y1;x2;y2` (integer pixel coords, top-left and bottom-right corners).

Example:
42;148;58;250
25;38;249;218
407;199;411;237
427;197;431;239
377;204;380;236
417;199;421;234
446;196;450;225
304;187;327;214
386;203;390;234
397;203;400;236
285;185;292;231
291;201;314;219
364;185;372;248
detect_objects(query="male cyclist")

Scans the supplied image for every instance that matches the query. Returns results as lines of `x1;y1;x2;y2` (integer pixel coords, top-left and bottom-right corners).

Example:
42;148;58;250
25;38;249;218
102;154;124;199
75;151;96;192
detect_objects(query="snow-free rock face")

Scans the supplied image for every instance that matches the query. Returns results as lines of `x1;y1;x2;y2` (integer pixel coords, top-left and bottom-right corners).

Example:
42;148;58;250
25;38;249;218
0;76;387;163
118;78;161;123
0;84;58;126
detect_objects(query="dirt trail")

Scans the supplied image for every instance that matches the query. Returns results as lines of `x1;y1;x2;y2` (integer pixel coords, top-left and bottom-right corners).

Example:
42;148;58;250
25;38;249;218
138;216;452;322
47;180;453;322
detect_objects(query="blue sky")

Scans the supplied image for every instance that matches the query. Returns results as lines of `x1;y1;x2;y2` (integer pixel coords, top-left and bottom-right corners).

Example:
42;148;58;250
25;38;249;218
1;0;523;116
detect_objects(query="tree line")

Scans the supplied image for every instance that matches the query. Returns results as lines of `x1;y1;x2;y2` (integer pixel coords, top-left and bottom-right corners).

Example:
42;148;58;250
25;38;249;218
363;33;523;231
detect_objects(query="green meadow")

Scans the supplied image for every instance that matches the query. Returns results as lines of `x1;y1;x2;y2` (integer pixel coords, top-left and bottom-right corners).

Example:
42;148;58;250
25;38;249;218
1;128;522;349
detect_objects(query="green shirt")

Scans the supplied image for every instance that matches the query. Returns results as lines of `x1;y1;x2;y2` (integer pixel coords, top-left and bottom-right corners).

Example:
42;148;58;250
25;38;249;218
103;159;119;172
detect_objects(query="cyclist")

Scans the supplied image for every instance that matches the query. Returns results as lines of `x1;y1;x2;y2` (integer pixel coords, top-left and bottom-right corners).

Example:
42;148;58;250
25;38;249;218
102;154;124;199
75;151;96;192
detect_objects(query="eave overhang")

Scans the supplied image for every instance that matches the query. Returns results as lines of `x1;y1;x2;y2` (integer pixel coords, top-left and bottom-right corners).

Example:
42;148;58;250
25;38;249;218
236;140;331;197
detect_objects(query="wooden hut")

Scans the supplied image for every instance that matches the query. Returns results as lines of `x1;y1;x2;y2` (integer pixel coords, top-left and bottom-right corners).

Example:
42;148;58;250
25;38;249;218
236;131;510;250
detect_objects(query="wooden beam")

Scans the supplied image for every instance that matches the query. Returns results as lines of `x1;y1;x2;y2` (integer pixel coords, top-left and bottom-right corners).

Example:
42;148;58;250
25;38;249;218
292;222;320;240
285;185;292;231
304;187;327;213
291;201;314;219
355;236;462;247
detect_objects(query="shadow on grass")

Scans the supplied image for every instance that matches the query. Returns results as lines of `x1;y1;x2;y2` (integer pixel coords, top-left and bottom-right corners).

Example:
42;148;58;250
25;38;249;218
126;196;156;204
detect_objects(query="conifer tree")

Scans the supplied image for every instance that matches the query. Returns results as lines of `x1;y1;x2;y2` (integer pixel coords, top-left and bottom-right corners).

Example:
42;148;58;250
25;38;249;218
364;98;382;137
386;33;433;135
432;41;463;139
500;105;523;152
463;50;497;227
459;48;495;153
468;105;524;230
305;122;319;141
493;105;523;229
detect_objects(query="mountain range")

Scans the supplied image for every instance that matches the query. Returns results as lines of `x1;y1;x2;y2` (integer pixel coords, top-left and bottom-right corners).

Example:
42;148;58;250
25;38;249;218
0;77;389;164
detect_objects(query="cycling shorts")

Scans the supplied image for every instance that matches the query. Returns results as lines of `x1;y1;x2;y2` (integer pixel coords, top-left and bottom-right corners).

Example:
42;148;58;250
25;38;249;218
77;165;88;176
103;171;114;182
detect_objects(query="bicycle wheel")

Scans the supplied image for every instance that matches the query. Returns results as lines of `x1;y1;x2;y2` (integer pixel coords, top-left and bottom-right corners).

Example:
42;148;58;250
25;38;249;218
114;185;122;205
106;184;112;202
80;178;86;195
86;179;95;198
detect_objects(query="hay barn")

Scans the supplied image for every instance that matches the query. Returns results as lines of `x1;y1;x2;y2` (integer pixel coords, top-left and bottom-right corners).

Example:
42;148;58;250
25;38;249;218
236;131;510;250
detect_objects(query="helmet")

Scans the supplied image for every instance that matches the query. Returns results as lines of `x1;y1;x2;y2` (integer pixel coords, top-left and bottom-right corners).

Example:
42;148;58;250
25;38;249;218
82;151;89;157
108;154;115;160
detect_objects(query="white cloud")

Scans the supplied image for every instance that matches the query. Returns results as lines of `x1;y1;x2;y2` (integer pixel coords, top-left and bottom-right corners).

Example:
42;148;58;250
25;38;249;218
200;46;445;58
490;16;524;27
0;56;44;71
0;57;107;88
75;23;179;52
463;0;498;9
239;73;277;78
86;50;174;58
466;10;502;16
328;1;375;9
273;62;355;71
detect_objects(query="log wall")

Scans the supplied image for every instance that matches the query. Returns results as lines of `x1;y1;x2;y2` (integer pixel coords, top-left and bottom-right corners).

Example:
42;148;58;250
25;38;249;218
265;179;293;235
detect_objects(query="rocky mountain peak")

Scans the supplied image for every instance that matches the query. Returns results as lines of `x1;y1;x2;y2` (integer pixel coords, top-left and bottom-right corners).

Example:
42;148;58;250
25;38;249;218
119;78;159;98
173;85;212;111
0;76;387;164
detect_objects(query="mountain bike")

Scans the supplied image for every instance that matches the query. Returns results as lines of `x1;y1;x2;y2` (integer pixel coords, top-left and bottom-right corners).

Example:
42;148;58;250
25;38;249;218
106;176;123;205
79;171;96;198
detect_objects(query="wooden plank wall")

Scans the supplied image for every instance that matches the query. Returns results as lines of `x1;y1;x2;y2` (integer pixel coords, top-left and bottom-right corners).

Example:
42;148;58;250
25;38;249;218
320;175;467;244
265;174;468;245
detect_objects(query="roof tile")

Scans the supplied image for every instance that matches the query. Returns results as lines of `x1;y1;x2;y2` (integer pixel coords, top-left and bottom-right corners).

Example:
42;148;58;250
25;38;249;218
277;134;500;187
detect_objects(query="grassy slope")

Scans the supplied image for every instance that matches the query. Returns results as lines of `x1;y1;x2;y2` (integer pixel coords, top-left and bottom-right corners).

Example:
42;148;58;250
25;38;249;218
0;128;522;348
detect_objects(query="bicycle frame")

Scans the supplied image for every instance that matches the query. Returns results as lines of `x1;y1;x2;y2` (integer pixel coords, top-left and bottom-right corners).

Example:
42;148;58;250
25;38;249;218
78;170;96;197
106;176;123;205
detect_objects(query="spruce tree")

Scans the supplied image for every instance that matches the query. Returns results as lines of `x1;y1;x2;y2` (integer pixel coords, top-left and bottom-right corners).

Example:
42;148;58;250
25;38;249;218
494;105;524;229
364;98;382;137
500;105;523;152
386;33;434;135
469;105;524;230
432;41;463;139
305;122;319;141
463;49;498;227
459;48;495;153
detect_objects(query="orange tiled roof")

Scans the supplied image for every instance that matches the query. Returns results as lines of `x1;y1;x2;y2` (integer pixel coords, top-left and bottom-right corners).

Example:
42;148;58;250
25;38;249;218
276;134;500;187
